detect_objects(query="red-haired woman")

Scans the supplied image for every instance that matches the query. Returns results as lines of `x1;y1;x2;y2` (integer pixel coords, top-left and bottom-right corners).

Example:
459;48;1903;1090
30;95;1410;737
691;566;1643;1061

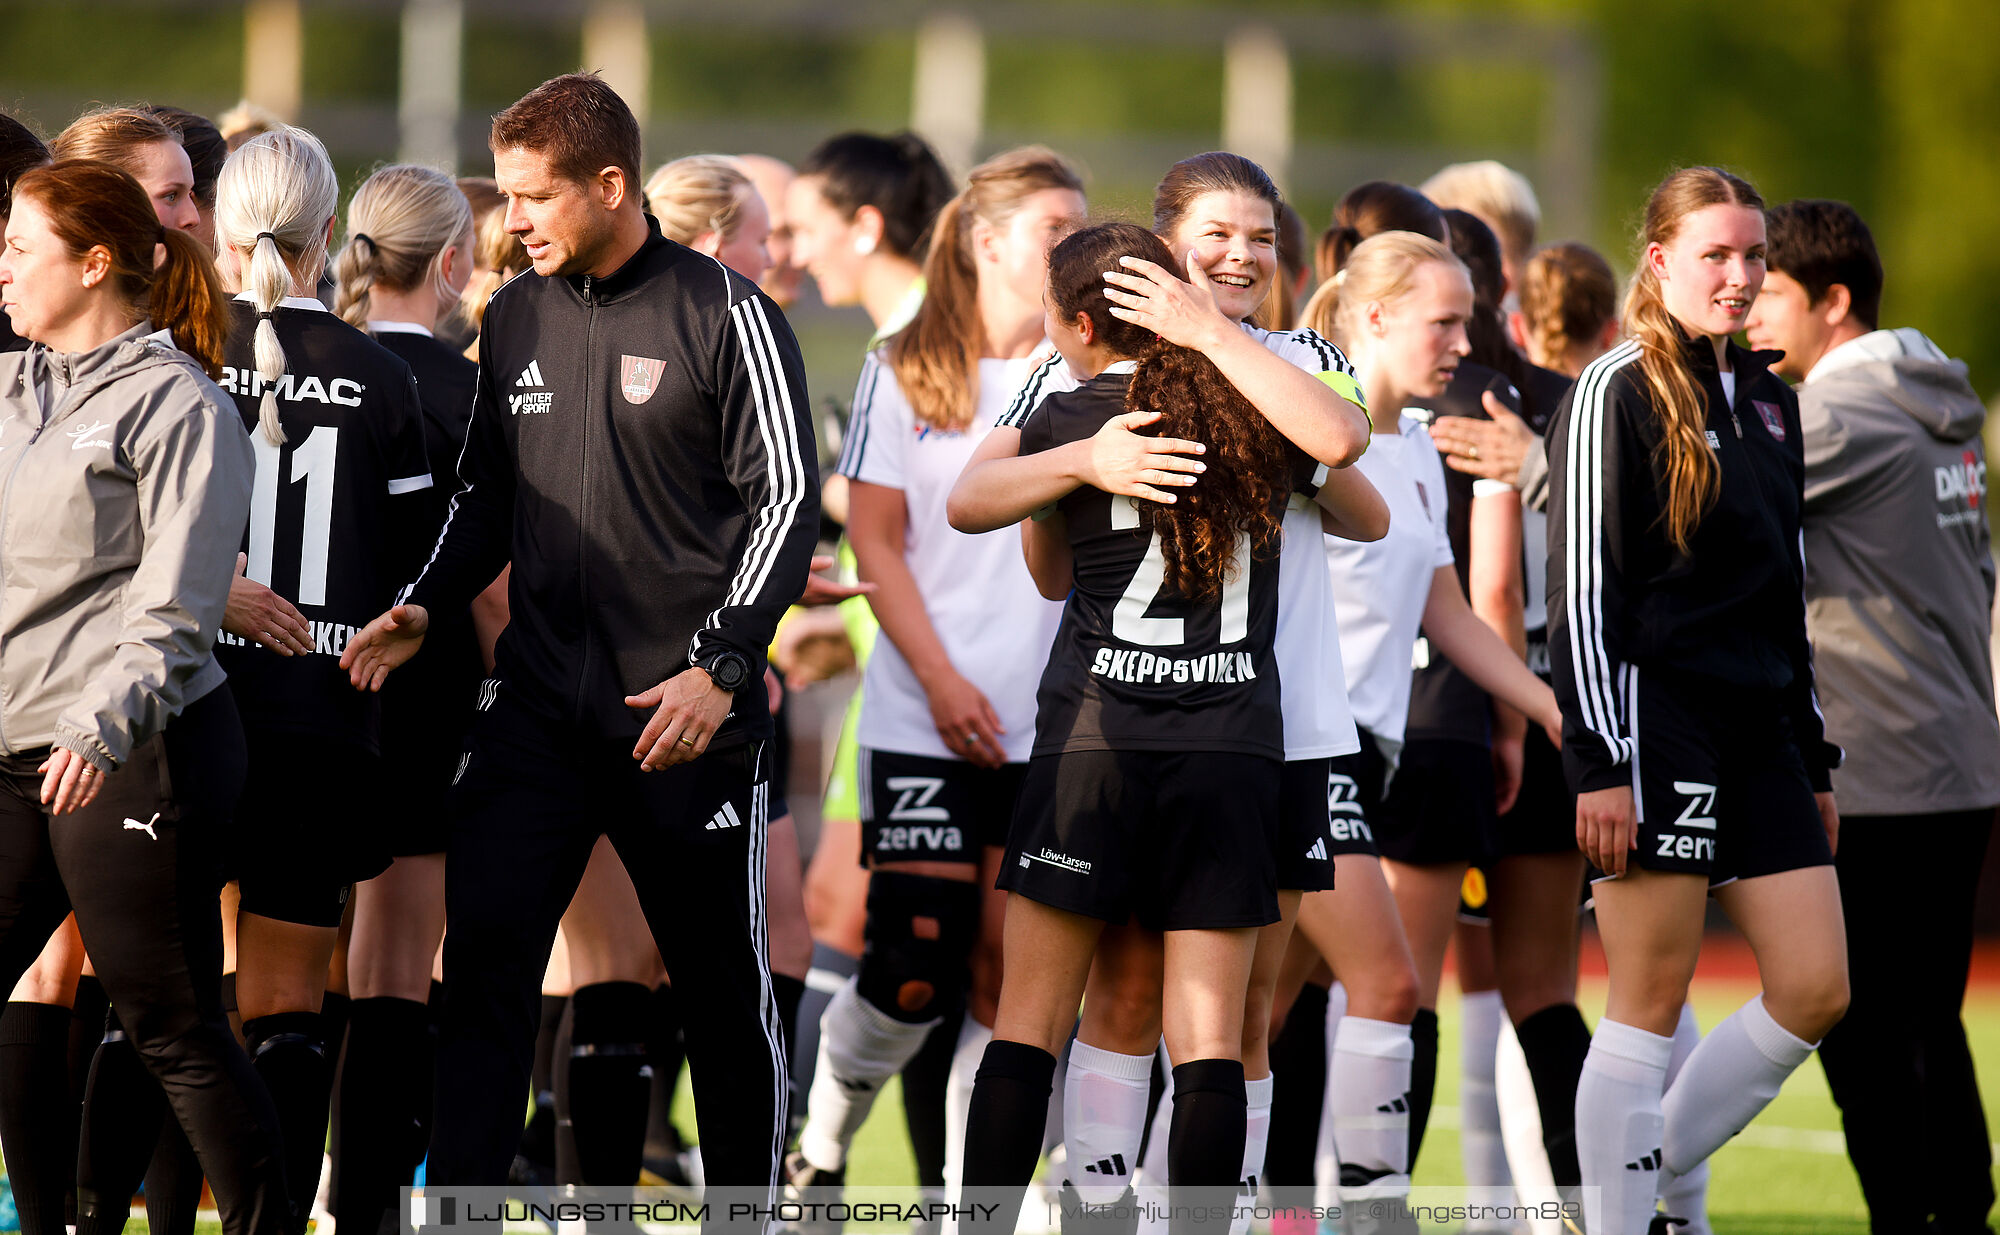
0;159;286;1235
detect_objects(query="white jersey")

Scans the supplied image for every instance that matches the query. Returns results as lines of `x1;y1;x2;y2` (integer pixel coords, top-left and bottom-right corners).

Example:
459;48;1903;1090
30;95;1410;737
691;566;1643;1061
1325;414;1456;742
838;349;1062;762
997;325;1365;760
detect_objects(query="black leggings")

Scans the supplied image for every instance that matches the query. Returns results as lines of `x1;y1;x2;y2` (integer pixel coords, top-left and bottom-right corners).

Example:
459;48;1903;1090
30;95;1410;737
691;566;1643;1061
0;687;288;1235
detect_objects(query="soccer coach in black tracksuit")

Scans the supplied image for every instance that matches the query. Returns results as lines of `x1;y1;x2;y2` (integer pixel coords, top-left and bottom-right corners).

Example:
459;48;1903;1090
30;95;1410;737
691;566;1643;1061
342;73;818;1217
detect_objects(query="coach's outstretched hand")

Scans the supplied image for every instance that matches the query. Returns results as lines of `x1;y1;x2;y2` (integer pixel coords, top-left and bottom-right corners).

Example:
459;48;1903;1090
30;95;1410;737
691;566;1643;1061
798;553;874;606
340;604;431;692
627;665;733;771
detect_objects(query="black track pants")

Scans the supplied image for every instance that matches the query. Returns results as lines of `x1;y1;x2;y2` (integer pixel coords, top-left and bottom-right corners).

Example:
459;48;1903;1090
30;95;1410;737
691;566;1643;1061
426;689;785;1226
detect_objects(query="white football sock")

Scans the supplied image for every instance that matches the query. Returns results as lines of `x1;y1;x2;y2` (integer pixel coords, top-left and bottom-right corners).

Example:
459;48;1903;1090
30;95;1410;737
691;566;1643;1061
796;978;936;1171
1495;1018;1561;1235
1575;1018;1673;1235
1228;1073;1274;1235
1458;990;1511;1189
1065;1040;1153;1204
942;1013;991;1229
1328;1016;1413;1202
1656;1003;1712;1234
1662;994;1812;1177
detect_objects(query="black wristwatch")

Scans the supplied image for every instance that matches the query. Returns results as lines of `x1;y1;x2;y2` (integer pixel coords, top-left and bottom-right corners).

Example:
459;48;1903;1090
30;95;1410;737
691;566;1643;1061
696;649;751;693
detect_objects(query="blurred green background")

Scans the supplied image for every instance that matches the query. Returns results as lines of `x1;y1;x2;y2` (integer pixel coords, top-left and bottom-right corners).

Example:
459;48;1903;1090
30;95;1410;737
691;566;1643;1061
6;0;1997;413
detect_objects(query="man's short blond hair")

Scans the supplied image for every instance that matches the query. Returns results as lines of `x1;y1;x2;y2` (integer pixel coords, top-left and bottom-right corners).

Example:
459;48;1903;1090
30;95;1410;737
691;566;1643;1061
1421;160;1540;264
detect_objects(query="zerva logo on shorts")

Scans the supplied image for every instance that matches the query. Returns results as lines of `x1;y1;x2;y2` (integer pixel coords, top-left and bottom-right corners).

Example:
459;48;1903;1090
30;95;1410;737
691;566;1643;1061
877;825;964;852
1658;780;1717;863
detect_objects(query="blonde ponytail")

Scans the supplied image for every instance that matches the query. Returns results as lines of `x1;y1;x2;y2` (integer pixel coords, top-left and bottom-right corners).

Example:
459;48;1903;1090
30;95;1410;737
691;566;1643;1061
332;164;472;331
214;125;339;445
1307;230;1463;357
645;155;755;249
887;146;1083;432
1624;166;1763;553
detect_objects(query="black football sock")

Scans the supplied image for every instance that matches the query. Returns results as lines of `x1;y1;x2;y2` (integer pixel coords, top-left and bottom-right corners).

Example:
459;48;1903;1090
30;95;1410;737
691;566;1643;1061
143;1116;204;1235
244;1010;334;1229
1406;1008;1440;1172
1264;981;1329;1208
318;990;350;1218
1166;1059;1247;1235
904;1002;962;1192
330;996;432;1235
1515;1001;1591;1189
644;982;686;1162
0;1001;83;1235
962;1040;1057;1235
565;981;652;1185
521;993;567;1170
75;1010;168;1235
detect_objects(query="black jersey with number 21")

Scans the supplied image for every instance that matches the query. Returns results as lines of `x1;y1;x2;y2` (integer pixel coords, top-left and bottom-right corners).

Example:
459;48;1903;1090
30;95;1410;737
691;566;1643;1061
1019;370;1306;759
214;299;434;750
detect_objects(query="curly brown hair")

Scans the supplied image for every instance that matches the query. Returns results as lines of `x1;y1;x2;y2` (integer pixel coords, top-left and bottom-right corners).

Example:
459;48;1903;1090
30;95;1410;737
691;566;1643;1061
1046;220;1292;601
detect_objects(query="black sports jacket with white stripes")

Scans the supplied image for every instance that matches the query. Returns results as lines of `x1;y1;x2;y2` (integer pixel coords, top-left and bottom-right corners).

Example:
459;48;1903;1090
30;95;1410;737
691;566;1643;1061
406;219;818;744
1547;330;1841;795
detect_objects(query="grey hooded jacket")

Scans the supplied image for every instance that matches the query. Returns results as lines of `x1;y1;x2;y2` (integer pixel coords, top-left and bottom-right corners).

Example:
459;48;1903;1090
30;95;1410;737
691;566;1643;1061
0;322;253;771
1800;328;2000;815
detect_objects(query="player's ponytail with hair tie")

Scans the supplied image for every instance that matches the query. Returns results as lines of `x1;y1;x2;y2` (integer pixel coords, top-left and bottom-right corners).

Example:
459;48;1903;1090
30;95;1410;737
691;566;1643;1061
332;164;473;332
217;126;340;446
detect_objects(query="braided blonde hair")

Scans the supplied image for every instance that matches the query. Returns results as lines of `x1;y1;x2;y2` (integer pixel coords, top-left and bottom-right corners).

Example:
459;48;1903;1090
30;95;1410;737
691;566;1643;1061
332;164;473;331
214;125;339;445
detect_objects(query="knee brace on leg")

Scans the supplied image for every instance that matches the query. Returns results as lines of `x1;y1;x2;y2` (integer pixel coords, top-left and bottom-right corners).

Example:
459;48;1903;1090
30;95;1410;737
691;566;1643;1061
855;872;979;1024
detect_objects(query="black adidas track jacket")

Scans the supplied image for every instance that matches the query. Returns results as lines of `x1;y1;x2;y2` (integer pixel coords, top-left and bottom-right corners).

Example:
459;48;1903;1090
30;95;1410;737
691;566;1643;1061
407;221;819;743
1547;330;1842;795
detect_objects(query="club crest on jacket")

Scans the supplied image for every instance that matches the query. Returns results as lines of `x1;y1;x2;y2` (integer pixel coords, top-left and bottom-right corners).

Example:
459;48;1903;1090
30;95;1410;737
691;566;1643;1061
621;354;666;405
1753;400;1785;441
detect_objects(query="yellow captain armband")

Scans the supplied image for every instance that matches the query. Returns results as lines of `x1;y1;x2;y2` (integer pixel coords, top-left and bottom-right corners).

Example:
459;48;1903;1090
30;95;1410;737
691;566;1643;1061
1315;368;1367;409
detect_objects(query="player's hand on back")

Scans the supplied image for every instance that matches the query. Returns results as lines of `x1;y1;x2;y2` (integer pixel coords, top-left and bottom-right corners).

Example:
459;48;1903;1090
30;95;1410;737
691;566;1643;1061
340;603;431;692
225;553;313;657
1430;394;1534;483
1080;409;1207;506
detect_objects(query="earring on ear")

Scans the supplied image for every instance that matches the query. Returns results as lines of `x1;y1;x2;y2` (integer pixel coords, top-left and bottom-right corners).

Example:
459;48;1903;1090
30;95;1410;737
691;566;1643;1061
852;233;877;258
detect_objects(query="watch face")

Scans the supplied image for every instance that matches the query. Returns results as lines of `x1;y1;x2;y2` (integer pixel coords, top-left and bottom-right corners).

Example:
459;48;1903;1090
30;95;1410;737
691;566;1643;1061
713;655;748;690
